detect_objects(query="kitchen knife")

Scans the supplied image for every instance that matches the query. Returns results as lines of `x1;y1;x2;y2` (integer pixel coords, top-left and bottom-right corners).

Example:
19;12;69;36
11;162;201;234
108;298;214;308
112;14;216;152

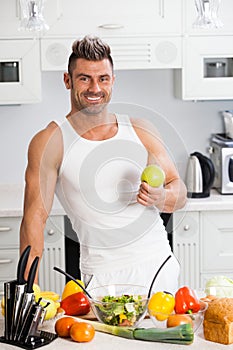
4;279;17;340
24;303;45;343
14;256;39;341
10;245;31;340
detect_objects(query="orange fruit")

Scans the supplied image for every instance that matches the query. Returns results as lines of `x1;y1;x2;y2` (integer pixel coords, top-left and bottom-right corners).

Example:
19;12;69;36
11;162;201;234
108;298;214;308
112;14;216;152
70;322;95;343
167;314;193;328
55;316;77;337
62;279;85;300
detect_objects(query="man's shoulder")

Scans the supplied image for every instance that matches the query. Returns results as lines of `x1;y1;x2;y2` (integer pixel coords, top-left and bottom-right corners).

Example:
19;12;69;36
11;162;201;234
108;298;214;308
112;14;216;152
32;121;61;142
130;117;159;137
28;121;63;158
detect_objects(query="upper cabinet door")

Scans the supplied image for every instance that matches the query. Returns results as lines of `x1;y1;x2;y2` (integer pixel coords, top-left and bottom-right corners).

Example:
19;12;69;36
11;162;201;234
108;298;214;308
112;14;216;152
174;36;233;101
43;0;183;37
0;0;33;38
0;40;41;104
185;0;233;35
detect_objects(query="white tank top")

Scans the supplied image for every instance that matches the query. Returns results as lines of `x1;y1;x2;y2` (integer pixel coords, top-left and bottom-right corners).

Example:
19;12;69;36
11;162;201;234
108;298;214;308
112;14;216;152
55;114;171;274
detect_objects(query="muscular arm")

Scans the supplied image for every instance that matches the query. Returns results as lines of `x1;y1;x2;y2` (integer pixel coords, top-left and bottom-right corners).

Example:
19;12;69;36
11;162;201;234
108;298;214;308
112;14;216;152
132;118;187;212
20;122;62;282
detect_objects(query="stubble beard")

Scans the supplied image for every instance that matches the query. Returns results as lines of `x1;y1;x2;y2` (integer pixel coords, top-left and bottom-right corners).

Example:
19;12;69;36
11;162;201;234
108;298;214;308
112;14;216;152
75;92;112;116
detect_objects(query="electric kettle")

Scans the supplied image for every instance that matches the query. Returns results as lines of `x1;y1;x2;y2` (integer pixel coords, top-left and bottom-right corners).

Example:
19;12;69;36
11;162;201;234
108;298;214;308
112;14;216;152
185;152;215;198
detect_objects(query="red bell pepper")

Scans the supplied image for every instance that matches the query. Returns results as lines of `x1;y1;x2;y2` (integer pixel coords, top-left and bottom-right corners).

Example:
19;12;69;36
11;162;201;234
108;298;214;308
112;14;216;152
60;291;90;316
174;286;200;314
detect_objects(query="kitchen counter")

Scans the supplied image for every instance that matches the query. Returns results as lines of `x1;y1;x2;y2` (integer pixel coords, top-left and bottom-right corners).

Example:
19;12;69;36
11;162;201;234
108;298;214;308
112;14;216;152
0;184;64;217
0;314;233;350
183;190;233;211
0;184;233;217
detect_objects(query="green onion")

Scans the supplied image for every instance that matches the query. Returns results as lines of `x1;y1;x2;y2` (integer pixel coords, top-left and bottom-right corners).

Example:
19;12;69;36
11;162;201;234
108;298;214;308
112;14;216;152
134;324;194;344
75;318;194;345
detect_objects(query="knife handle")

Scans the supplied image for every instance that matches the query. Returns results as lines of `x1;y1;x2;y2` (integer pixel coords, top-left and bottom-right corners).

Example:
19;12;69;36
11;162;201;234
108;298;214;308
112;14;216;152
27;256;39;293
17;245;31;285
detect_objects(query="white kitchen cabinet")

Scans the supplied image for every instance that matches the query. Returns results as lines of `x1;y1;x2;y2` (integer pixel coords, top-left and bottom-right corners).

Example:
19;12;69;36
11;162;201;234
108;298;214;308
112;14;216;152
43;0;183;38
184;0;233;36
200;210;233;278
41;36;182;71
174;36;233;100
0;217;21;297
173;209;233;290
40;0;183;71
0;215;65;297
0;39;41;104
0;0;33;38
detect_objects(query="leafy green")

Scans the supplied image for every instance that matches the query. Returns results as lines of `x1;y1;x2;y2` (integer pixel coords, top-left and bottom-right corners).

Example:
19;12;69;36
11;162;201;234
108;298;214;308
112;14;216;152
205;275;233;297
94;294;145;326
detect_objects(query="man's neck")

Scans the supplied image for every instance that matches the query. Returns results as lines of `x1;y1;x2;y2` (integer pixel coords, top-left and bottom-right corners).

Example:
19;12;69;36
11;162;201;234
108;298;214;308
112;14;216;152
66;111;118;141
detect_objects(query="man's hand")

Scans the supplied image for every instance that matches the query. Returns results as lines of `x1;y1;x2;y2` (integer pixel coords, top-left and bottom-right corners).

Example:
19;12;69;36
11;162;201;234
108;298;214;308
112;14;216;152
137;181;166;210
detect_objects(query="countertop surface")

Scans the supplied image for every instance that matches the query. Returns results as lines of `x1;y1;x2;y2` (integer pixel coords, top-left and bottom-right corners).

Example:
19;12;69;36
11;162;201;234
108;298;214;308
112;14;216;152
0;184;64;217
0;184;233;217
0;314;233;350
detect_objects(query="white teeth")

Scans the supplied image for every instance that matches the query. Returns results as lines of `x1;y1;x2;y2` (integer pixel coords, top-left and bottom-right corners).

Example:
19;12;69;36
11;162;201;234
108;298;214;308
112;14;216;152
86;96;101;101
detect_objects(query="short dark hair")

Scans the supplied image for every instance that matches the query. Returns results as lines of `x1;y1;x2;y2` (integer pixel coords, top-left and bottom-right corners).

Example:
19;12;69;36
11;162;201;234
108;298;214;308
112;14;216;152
68;36;114;75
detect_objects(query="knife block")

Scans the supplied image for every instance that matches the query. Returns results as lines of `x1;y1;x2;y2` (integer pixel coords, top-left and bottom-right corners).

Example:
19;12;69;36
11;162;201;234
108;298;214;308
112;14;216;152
0;279;58;349
0;332;58;350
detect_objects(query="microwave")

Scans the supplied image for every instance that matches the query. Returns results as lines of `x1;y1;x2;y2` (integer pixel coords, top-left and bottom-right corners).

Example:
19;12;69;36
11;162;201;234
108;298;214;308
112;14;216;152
0;39;41;104
210;133;233;194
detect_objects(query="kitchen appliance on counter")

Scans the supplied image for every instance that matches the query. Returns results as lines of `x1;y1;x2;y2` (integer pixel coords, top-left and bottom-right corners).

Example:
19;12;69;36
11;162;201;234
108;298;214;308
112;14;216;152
185;152;215;198
222;110;233;139
210;133;233;194
0;245;57;349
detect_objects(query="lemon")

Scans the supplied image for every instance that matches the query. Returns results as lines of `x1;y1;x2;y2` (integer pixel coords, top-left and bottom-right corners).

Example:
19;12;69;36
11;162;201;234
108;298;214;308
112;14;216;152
40;291;60;301
33;283;41;298
1;296;4;308
62;279;85;300
39;298;58;320
1;297;5;317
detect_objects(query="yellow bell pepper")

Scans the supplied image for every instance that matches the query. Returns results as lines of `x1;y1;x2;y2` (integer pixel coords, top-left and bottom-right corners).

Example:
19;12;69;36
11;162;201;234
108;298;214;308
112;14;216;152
119;313;127;323
148;291;175;321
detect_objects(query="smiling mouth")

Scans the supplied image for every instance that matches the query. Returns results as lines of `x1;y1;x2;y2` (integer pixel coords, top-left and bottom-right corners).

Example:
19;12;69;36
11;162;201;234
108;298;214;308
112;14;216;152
86;96;102;102
83;92;105;103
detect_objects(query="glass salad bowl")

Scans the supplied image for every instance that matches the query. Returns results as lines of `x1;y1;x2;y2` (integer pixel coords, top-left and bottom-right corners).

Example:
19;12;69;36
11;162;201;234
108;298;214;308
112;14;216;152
88;284;149;327
148;300;208;333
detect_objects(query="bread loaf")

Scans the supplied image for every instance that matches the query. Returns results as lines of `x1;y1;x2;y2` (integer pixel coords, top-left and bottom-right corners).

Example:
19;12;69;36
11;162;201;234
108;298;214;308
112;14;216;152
203;298;233;344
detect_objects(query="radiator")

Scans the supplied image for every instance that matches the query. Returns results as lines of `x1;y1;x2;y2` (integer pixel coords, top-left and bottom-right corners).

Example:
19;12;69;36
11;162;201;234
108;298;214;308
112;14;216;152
175;242;199;289
173;212;200;290
39;246;65;295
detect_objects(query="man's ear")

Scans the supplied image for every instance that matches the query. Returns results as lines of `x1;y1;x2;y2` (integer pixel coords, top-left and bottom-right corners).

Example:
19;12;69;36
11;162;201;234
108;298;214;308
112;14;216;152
64;72;71;89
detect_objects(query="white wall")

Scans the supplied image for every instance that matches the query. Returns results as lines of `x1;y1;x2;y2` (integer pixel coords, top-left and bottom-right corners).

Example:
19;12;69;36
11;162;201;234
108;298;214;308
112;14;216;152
0;69;233;184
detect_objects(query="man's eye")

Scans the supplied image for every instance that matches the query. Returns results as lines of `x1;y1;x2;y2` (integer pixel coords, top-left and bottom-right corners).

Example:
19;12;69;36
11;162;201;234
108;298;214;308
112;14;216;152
100;77;109;82
80;77;89;81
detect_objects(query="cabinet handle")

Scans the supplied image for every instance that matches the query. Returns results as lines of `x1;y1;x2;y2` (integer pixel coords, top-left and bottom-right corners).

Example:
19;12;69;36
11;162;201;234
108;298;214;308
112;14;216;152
183;225;190;231
0;227;11;232
98;24;124;30
159;0;165;18
0;259;12;264
47;229;55;236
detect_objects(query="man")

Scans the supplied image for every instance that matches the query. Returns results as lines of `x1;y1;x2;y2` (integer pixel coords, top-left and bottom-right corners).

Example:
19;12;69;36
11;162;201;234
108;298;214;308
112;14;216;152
20;36;187;293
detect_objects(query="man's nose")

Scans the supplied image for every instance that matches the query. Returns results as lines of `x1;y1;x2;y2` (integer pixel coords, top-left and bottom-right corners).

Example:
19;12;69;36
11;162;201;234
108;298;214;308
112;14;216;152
88;79;101;93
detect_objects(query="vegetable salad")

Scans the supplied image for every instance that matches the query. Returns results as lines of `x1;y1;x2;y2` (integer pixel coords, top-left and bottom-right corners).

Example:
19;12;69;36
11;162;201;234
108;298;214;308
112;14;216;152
95;294;145;326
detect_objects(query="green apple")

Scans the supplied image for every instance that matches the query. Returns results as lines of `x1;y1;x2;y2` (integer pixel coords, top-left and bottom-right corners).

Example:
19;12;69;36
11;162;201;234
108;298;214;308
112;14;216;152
141;165;165;187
